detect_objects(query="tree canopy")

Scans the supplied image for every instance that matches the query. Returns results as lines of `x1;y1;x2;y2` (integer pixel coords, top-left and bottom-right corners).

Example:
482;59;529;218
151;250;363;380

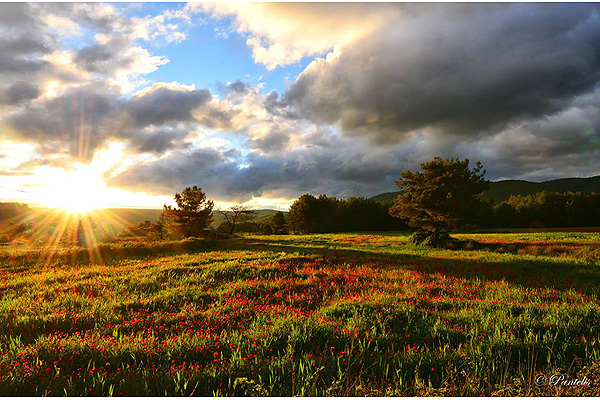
389;157;489;233
268;211;288;234
165;186;213;237
287;194;406;234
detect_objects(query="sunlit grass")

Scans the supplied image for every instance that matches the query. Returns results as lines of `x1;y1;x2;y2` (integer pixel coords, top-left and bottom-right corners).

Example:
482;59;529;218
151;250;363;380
0;232;599;395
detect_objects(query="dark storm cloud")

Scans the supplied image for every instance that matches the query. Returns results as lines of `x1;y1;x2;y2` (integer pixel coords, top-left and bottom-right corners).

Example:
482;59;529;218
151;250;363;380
107;128;420;202
0;36;51;56
130;128;191;154
5;74;242;165
4;1;600;204
6;83;220;159
0;4;54;74
284;3;600;143
456;93;600;181
0;82;40;105
246;129;290;153
125;87;212;127
107;148;252;199
0;3;36;27
75;44;116;72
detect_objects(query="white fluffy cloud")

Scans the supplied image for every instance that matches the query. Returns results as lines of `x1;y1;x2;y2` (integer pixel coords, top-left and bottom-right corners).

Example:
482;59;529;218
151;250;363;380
195;2;399;69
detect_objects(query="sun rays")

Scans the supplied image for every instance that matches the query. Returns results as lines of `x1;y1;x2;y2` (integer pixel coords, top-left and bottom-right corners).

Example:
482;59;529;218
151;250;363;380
4;207;147;267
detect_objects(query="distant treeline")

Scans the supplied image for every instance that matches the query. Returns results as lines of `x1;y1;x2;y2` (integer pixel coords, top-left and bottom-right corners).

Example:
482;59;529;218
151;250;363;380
283;191;600;233
491;191;600;228
287;194;408;233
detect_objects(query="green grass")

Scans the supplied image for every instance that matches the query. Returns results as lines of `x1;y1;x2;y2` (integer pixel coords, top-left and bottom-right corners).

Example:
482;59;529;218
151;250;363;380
0;232;599;395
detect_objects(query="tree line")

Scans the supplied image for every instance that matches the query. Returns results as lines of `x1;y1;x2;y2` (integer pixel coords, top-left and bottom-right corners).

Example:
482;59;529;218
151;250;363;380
127;159;600;241
492;191;600;228
4;157;598;245
286;194;408;233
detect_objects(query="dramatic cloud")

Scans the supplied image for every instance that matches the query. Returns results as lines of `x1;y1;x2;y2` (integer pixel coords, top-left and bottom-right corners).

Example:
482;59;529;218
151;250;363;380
0;4;54;79
2;3;600;208
125;84;211;127
107;127;432;202
0;82;40;105
130;127;191;155
283;3;600;144
5;82;216;159
5;84;117;160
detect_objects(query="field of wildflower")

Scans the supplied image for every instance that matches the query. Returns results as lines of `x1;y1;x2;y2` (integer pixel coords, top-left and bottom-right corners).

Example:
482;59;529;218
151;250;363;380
1;231;599;396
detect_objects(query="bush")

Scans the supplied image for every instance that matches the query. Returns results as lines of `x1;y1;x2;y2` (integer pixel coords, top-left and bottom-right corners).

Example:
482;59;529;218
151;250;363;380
410;231;453;248
409;231;433;245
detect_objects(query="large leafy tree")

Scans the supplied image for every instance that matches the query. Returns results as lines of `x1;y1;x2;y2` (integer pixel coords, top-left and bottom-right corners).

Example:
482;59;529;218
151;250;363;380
287;194;341;233
389;157;489;237
164;186;213;237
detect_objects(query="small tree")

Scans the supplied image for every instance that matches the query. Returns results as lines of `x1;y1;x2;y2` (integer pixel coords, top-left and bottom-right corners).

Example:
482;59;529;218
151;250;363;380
165;186;213;238
154;206;170;240
269;211;288;234
389;157;489;245
217;205;256;235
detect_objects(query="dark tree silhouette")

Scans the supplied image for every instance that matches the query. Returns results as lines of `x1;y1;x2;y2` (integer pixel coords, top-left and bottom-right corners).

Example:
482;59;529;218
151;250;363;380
492;191;600;228
389;157;489;245
269;211;288;234
164;186;213;237
154;206;170;240
288;194;341;233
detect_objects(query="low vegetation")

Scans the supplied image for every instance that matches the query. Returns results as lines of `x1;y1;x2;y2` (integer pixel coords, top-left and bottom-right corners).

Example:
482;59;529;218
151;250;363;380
1;232;598;396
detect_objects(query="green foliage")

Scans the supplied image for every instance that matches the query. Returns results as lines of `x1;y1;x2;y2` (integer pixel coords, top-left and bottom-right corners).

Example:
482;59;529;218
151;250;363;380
288;195;406;234
267;211;288;235
0;231;599;395
288;194;341;233
165;186;214;238
493;191;600;228
390;157;490;233
409;230;451;247
216;206;256;235
155;207;170;240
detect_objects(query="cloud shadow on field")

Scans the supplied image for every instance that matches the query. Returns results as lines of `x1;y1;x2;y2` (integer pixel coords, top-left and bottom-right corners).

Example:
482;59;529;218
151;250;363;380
221;237;600;296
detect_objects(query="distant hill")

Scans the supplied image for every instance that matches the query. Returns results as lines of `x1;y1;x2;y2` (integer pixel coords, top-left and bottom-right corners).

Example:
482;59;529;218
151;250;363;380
0;207;283;244
369;191;403;203
485;176;600;202
369;175;600;203
101;207;282;228
211;209;282;227
99;208;163;226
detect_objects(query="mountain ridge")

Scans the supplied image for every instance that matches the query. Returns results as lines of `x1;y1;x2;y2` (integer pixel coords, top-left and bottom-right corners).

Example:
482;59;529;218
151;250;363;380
369;175;600;203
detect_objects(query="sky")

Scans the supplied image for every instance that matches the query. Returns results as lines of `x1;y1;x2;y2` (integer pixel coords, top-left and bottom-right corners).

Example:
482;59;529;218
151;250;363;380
1;2;599;211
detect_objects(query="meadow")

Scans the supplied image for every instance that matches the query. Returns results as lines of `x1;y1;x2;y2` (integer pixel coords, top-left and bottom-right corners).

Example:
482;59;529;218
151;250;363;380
1;231;599;396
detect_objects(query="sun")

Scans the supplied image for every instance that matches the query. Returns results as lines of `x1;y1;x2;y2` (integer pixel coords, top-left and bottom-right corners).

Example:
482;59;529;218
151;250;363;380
41;164;107;214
